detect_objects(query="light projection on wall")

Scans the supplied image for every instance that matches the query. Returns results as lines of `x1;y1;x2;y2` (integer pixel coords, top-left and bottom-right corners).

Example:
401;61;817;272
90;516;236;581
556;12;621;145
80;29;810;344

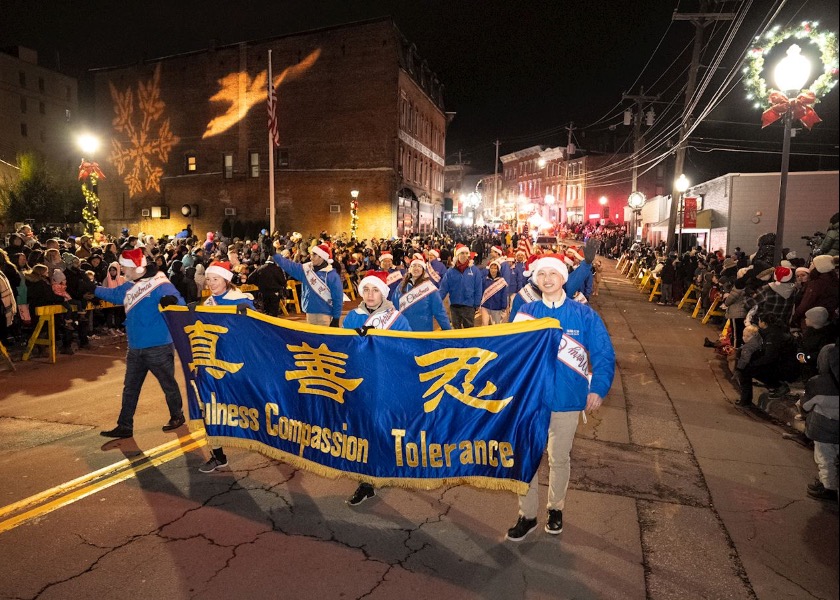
109;64;181;197
202;49;321;140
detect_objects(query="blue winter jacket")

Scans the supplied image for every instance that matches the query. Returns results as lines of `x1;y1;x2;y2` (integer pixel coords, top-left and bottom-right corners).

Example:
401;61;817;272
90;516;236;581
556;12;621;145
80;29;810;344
438;265;483;308
273;254;343;319
428;260;448;287
205;288;255;310
342;301;412;331
509;261;590;319
513;297;615;410
392;281;452;331
508;262;528;294
95;274;185;349
480;276;509;310
384;268;405;302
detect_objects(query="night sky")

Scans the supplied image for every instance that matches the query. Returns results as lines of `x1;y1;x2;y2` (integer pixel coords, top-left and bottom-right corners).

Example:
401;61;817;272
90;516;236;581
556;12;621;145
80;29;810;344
3;0;838;178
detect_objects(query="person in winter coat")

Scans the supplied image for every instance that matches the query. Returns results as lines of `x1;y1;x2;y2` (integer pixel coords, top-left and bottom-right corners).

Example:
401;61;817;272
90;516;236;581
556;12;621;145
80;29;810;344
182;266;199;305
247;257;288;317
801;343;838;501
194;263;206;292
342;271;411;507
790;255;838;329
818;212;839;256
168;260;188;299
723;272;749;347
273;242;343;326
505;255;615;541
198;261;256;474
25;265;75;353
734;312;798;406
425;249;447;288
745;266;797;326
657;258;677;305
439;244;483;329
376;252;404;302
795;307;836;378
392;256;451;331
480;259;509;325
95;249;186;439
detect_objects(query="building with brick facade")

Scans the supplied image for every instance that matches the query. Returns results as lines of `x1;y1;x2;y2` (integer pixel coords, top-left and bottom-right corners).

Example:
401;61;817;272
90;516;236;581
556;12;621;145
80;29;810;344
91;18;447;240
0;47;78;182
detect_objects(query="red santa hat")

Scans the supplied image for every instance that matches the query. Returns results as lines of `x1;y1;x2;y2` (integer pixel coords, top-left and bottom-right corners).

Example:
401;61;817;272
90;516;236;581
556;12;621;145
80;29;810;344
311;243;333;264
428;248;440;259
454;243;470;256
206;261;234;282
379;252;394;262
358;271;390;297
119;248;147;270
566;248;584;262
773;266;793;283
490;245;503;255
526;254;569;281
410;253;426;268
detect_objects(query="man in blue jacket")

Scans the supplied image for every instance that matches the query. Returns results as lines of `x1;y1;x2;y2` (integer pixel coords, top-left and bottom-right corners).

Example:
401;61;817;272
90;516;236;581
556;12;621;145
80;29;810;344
438;244;483;328
505;254;616;541
273;242;343;327
97;248;187;438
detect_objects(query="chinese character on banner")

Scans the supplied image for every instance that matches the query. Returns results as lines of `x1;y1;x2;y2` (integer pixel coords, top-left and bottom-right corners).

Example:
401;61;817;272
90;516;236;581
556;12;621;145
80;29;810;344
185;321;244;380
683;197;697;228
415;348;513;413
285;342;363;403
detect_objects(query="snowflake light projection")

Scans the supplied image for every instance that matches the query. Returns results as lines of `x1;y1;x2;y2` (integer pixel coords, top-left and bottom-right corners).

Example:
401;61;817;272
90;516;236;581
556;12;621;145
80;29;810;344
109;64;180;197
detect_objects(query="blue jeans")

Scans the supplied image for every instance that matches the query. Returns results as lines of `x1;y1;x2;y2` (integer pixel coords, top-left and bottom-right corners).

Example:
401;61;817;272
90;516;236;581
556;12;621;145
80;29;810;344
118;344;184;430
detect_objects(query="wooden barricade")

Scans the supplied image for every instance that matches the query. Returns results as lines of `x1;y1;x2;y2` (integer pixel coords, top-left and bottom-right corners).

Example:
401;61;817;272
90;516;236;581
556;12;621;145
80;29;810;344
677;284;700;311
23;305;65;363
638;269;652;291
343;273;356;301
200;284;258;299
648;278;662;302
626;260;640;279
616;255;628;272
0;340;14;371
621;258;635;276
286;280;302;314
701;296;726;324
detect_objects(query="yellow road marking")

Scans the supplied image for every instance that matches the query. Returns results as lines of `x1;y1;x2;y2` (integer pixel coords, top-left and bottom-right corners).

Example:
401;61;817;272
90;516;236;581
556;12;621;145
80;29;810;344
0;432;206;535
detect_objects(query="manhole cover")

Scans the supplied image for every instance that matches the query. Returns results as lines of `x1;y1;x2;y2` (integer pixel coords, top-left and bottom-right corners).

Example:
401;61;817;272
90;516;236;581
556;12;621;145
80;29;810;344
0;417;91;453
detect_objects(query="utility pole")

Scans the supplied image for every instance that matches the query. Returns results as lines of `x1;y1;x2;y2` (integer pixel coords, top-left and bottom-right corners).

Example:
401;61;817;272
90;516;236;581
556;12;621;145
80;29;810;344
622;89;658;241
668;3;736;251
561;122;575;223
492;139;501;220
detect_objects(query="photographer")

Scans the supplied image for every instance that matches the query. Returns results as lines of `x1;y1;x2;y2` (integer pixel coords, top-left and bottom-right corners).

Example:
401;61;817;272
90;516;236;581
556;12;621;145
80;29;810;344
818;212;839;256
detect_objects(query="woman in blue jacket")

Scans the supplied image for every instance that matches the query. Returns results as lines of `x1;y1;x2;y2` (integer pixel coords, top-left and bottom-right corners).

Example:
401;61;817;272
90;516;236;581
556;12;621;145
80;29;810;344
392;256;452;332
480;259;509;325
198;262;256;475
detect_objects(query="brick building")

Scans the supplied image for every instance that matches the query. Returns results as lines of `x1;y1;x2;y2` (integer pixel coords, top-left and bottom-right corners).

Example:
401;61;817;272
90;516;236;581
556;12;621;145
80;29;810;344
92;18;447;239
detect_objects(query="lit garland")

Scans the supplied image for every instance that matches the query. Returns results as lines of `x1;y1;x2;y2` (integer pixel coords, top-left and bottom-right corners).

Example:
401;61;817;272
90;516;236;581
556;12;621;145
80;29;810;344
350;198;359;238
79;160;105;235
742;21;839;109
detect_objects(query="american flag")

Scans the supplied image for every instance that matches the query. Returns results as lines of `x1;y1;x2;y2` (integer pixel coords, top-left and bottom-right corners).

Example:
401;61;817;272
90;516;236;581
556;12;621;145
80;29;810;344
267;78;280;147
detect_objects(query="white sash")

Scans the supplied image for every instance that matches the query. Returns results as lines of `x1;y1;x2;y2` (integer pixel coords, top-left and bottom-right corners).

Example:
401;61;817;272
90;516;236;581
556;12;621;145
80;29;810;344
125;272;169;313
364;307;401;330
481;277;507;306
302;263;333;306
385;270;403;286
518;284;541;303
398;280;438;312
557;334;589;380
426;261;441;283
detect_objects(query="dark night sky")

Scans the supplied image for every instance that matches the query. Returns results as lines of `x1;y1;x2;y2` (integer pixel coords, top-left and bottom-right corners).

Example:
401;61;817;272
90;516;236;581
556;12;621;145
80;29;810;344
2;0;838;178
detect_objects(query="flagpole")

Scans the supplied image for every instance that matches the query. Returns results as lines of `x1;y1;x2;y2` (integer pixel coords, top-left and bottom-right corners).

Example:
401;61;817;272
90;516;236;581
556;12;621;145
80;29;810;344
267;49;276;235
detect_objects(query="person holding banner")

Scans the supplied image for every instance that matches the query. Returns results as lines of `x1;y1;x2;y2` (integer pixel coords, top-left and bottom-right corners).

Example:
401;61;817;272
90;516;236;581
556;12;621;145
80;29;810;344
438;244;483;329
198;261;256;473
377;252;404;302
480;259;509;326
342;271;412;506
393;255;452;332
506;255;615;541
273;242;343;327
96;248;187;439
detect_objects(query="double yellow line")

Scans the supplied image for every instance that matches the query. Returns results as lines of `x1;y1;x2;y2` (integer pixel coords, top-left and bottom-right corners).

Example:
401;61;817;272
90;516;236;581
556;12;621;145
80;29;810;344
0;431;206;535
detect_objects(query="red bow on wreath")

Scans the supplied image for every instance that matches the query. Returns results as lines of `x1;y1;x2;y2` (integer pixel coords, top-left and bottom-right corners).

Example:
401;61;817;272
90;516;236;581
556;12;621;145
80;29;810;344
761;90;822;130
78;160;106;181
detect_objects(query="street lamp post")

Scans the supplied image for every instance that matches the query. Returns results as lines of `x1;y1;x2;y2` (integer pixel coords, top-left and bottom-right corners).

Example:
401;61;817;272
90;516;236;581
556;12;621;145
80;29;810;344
771;45;811;265
627;191;646;244
675;174;689;256
76;133;103;236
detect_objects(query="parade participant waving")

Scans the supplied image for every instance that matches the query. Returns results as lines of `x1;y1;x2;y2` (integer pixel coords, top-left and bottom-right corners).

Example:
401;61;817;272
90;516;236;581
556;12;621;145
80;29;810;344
198;261;256;474
342;271;412;507
273;242;343;327
439;244;483;329
480;259;509;325
505;255;615;541
393;255;452;332
96;248;187;439
377;251;404;302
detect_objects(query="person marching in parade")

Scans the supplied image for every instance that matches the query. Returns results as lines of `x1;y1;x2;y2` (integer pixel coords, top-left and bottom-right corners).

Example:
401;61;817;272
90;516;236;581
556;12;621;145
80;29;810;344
342;271;412;506
480;258;509;325
506;255;615;541
198;261;256;473
96;248;187;439
393;254;452;332
273;242;343;327
425;248;447;287
377;251;405;303
438;244;483;329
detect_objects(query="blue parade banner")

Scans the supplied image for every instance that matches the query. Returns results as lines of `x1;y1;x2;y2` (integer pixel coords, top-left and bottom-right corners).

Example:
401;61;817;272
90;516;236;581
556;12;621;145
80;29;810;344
162;307;561;494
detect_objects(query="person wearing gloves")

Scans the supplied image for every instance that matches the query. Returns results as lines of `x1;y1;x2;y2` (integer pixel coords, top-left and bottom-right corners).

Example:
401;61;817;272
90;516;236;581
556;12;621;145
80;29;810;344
392;255;452;332
506;254;615;541
95;248;186;438
198;261;256;474
438;244;483;329
273;242;343;327
480;259;509;325
342;271;411;505
509;239;600;320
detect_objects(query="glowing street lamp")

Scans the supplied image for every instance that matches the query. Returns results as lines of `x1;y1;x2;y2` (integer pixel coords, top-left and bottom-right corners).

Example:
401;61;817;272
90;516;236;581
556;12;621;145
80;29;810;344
627;191;646;242
76;133;103;235
77;133;100;156
598;196;608;205
771;44;811;264
675;174;689;255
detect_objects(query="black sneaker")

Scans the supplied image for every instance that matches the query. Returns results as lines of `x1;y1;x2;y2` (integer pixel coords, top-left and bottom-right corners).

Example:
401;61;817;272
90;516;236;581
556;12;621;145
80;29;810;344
505;515;538;542
100;426;133;438
162;415;186;432
545;509;563;534
807;479;825;493
807;485;838;502
199;455;229;473
768;383;790;398
346;483;375;506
